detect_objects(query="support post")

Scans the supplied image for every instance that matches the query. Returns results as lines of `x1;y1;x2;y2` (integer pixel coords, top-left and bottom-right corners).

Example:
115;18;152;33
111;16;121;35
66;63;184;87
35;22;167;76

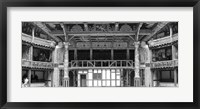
127;49;130;60
32;27;35;42
111;49;114;60
74;49;77;60
170;25;176;60
84;23;88;31
141;41;153;87
174;69;178;86
64;42;70;87
28;70;31;87
90;49;93;60
29;46;33;61
134;42;141;87
115;23;119;31
53;45;60;87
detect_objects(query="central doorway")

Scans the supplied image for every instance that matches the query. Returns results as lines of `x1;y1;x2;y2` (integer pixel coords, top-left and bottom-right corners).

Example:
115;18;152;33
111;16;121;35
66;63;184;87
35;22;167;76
80;74;87;87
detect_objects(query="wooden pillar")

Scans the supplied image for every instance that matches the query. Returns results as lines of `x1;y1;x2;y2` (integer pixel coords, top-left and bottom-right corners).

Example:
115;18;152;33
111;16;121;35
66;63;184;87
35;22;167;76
134;42;141;87
126;70;129;87
73;71;76;87
29;46;33;61
170;25;178;86
174;69;178;86
170;25;176;60
32;27;35;42
78;74;80;87
140;41;153;87
90;49;93;60
111;49;114;60
47;71;52;87
74;49;77;60
127;49;130;60
115;23;119;31
169;25;173;37
84;23;88;31
28;70;32;87
64;42;70;87
53;45;60;87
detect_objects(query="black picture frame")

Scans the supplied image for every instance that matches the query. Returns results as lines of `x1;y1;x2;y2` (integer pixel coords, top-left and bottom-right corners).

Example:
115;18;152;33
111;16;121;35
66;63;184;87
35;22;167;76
0;0;200;109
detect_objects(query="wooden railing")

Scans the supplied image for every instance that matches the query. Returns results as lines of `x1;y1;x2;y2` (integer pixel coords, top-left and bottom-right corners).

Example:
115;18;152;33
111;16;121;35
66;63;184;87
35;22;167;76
22;59;177;69
68;60;134;69
22;33;32;43
150;60;178;68
148;33;178;47
22;59;54;69
22;59;32;67
22;33;55;48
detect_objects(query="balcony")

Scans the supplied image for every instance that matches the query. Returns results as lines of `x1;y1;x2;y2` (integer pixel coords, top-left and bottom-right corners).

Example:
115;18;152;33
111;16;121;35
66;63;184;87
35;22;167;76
148;33;178;47
68;60;134;69
22;59;54;69
150;60;178;69
22;33;56;48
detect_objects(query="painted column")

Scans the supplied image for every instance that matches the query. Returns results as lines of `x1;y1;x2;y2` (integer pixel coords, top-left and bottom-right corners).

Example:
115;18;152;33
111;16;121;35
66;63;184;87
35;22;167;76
53;45;60;87
134;42;141;87
141;41;152;87
64;42;70;87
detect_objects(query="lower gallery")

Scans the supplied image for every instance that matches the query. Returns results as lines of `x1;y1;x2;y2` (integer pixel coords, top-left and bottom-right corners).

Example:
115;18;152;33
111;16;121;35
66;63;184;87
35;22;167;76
21;21;178;87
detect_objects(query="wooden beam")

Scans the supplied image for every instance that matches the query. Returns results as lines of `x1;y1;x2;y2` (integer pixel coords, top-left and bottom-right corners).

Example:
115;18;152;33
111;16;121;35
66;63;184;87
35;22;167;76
128;35;135;41
142;22;168;42
60;23;68;42
136;23;143;41
48;29;152;36
33;22;61;42
61;24;75;42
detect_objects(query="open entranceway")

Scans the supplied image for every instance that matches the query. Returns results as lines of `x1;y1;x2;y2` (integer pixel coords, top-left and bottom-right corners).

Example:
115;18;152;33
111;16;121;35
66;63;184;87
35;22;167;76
80;74;87;87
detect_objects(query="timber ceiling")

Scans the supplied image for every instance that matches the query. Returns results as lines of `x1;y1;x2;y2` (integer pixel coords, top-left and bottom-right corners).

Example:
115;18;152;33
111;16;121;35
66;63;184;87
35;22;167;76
22;22;178;43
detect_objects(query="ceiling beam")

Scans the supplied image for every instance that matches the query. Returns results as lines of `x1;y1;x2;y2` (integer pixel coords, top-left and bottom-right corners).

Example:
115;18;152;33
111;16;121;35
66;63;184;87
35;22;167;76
33;22;61;42
135;23;143;41
60;23;68;42
142;22;168;42
128;35;135;41
48;29;152;36
61;23;75;42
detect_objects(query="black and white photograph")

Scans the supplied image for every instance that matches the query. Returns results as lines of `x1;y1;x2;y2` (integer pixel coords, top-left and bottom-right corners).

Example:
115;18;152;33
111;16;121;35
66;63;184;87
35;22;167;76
21;22;178;88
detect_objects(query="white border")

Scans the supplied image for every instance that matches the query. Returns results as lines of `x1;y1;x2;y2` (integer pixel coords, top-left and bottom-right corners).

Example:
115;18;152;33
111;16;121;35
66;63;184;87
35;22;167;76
7;7;193;102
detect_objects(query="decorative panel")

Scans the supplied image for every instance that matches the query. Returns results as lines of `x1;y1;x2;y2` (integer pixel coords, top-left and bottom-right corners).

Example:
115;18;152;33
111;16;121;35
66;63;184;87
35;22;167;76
92;42;112;48
113;42;127;48
149;60;178;68
76;42;90;48
120;24;132;32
